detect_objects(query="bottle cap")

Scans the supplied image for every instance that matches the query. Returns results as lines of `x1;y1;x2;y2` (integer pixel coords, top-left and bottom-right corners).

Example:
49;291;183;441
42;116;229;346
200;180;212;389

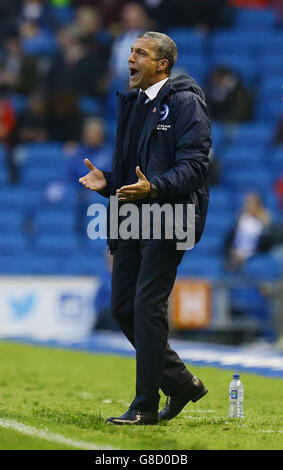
233;374;240;379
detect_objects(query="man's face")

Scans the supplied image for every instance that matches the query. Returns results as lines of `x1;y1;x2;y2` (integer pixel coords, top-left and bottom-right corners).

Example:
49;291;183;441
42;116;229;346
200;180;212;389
128;37;164;90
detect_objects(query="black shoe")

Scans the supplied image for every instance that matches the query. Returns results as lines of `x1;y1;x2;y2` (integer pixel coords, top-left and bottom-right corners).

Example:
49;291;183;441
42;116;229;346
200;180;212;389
159;375;208;422
106;408;159;425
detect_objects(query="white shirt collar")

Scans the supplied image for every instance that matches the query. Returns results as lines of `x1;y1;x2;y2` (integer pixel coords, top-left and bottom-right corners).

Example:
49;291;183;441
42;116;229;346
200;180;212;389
140;77;169;102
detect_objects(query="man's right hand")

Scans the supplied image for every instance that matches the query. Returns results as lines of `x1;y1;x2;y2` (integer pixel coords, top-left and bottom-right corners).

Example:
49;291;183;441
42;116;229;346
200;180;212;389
79;158;107;192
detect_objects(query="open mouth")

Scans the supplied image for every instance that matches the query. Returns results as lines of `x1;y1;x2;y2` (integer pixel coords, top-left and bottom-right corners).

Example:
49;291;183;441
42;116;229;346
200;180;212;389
129;67;141;79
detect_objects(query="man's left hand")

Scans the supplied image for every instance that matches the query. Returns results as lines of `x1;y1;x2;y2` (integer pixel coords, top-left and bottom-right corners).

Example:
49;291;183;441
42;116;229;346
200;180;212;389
116;167;151;201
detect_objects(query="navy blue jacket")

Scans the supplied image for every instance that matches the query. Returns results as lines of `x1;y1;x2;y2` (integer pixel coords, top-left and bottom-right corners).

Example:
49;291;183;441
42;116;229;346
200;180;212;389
100;74;212;253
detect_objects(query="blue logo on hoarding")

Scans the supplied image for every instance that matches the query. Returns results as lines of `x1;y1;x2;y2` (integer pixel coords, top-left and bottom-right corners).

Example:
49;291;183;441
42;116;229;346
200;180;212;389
58;293;85;320
8;295;36;319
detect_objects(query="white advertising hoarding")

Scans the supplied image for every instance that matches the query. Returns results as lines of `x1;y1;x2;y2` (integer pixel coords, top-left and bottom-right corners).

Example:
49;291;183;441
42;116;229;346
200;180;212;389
0;276;100;341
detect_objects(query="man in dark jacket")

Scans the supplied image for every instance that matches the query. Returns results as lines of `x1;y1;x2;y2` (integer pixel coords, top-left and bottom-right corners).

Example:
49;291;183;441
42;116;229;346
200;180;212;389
79;32;211;425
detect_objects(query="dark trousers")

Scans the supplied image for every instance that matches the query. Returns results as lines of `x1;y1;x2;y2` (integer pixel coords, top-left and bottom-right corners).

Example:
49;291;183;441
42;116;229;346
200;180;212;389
111;238;193;412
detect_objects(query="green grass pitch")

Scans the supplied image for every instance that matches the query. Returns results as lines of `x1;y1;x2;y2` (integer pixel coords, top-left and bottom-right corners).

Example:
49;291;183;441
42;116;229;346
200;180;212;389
0;341;282;450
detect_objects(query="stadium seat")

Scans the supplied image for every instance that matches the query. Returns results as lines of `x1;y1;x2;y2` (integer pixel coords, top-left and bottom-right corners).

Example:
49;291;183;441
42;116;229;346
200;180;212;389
234;8;276;30
63;252;107;276
166;28;207;55
205;212;234;236
256;99;283;122
35;210;76;234
224;168;274;192
231;123;273;148
211;53;257;84
259;53;283;78
21;167;64;186
211;30;259;55
258;33;283;55
36;233;80;255
261;76;283;98
21;32;58;56
270;147;283;173
0;167;8;184
221;146;265;169
178;254;224;279
0;233;28;254
0;186;42;211
208;187;233;213
243;255;282;280
0;211;25;232
79;96;101;115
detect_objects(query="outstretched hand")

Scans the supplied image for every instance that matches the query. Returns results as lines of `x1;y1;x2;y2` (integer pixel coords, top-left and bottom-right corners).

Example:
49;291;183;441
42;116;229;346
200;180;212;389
79;158;107;192
116;166;150;202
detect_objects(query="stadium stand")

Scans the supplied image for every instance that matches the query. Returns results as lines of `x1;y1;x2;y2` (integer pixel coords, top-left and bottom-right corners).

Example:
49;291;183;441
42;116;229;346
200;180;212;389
0;1;282;338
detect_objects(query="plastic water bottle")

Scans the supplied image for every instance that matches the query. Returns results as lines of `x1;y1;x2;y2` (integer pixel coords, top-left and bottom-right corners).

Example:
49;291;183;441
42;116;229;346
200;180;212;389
229;374;244;418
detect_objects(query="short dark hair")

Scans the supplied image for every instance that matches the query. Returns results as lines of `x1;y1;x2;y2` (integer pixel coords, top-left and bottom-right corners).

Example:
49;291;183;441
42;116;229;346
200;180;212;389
137;31;177;75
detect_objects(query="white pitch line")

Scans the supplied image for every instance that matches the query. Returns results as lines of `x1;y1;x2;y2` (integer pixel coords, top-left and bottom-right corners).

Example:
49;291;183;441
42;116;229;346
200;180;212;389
0;418;116;450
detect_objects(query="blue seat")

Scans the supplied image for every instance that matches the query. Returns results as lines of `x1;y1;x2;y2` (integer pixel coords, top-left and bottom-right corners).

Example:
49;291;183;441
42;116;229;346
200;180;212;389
21;32;58;56
36;233;79;255
205;212;234;236
166;28;206;55
211;30;259;55
231;123;273;147
0;187;42;210
259;53;283;78
234;8;276;30
270;147;283;173
211;53;257;84
256;98;283;122
208;187;233;213
0;254;61;275
0;167;8;184
49;6;75;25
17;142;64;163
64;252;107;276
21;167;64;185
35;210;76;234
178;255;224;279
243;255;282;280
0;233;27;254
0;211;24;232
258;33;283;55
222;146;265;170
79;96;101;115
261;76;283;98
224;168;274;192
8;94;28;113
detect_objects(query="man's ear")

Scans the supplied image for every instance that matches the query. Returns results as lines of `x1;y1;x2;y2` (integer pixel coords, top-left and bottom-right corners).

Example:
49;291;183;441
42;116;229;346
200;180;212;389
157;59;169;73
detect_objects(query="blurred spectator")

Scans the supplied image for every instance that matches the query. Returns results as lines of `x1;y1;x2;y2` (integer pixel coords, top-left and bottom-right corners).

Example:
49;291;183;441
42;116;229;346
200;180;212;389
169;0;232;30
0;34;40;94
63;116;112;236
47;90;84;143
16;91;49;143
225;193;271;271
109;2;152;81
64;116;112;173
20;0;59;32
273;116;283;146
206;67;253;123
229;0;269;7
0;0;20;40
224;192;283;272
275;177;283;210
0;98;16;145
137;0;174;30
46;24;107;97
71;0;128;29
